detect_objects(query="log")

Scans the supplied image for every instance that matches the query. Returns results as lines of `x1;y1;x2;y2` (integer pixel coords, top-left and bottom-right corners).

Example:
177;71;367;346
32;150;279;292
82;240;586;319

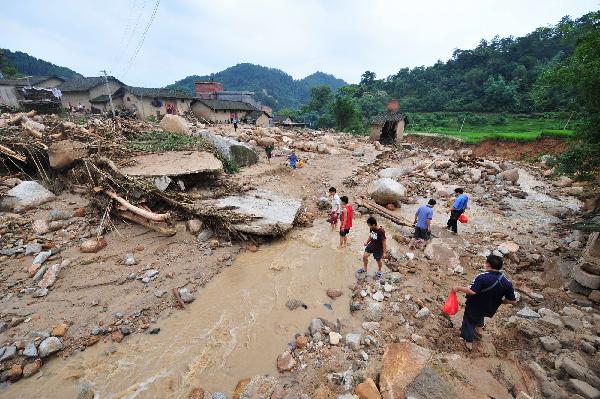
0;144;27;162
172;288;185;309
356;197;413;227
104;190;170;222
118;209;176;236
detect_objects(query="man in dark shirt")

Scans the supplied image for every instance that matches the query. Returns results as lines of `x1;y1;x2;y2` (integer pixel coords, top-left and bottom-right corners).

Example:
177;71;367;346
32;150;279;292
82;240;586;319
452;255;516;350
358;216;387;279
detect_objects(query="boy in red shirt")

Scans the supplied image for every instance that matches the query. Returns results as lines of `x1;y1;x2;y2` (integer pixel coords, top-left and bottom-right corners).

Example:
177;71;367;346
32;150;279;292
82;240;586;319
339;196;353;247
358;216;387;279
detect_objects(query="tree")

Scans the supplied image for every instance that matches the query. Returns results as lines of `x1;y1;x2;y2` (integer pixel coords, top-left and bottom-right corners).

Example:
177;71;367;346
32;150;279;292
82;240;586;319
360;71;376;86
482;76;518;111
332;94;364;133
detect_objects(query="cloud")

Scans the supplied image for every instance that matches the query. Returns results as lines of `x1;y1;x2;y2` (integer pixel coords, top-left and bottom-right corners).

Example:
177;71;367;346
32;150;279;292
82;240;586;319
0;0;597;86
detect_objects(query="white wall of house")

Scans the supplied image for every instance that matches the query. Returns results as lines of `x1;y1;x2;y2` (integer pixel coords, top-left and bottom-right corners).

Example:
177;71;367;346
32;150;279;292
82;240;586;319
0;86;19;108
191;101;250;123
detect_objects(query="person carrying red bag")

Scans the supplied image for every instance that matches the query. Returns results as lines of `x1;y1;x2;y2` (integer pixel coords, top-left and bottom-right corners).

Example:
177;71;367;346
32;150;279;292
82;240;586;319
447;187;468;234
452;255;517;351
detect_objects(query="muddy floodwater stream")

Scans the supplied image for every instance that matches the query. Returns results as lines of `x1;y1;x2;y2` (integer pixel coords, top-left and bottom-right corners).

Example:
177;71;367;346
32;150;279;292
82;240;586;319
3;222;370;399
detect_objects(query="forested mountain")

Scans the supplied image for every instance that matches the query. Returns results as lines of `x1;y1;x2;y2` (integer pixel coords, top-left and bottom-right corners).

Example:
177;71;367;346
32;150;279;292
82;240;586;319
352;11;599;113
167;63;346;110
1;49;81;79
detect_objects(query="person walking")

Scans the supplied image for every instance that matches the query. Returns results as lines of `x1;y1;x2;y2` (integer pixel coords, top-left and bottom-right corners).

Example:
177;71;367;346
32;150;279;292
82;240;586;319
357;217;387;279
328;187;341;230
339;195;353;247
410;199;436;249
265;144;274;163
452;255;516;351
447;188;468;234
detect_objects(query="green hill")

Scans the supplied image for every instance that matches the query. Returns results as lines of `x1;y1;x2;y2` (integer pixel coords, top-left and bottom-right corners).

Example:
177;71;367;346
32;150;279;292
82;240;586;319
167;63;346;110
1;49;81;79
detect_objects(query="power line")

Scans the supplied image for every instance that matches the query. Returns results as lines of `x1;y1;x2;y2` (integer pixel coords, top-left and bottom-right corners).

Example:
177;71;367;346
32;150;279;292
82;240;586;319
115;0;148;74
111;0;139;69
121;0;161;78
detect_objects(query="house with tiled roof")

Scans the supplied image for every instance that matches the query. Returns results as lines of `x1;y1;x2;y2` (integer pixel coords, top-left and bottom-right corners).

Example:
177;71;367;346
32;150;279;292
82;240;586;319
0;75;65;108
191;98;260;123
58;76;124;112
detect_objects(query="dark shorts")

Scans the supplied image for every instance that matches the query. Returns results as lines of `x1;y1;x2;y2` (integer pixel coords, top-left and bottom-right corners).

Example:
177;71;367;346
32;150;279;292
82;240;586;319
414;226;430;240
339;228;350;237
365;243;383;260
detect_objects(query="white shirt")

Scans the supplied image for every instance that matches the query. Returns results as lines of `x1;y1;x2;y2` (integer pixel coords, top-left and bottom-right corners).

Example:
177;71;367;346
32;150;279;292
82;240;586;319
331;194;341;213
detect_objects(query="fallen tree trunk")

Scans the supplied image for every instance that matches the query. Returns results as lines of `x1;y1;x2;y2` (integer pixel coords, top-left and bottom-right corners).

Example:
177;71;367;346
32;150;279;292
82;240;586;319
118;209;176;236
356;197;413;227
104;190;170;222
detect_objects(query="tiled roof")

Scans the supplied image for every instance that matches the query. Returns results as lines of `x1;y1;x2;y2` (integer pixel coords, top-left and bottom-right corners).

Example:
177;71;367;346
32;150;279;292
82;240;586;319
125;86;192;99
371;111;405;125
196;99;258;111
58;76;123;92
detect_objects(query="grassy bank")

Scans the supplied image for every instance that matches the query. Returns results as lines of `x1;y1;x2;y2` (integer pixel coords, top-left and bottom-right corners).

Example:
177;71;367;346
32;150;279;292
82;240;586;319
405;112;579;144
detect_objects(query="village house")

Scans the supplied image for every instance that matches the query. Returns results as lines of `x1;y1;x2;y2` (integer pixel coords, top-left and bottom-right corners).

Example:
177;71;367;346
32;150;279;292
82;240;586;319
0;75;65;108
369;99;406;145
90;86;192;118
246;110;271;127
191;99;259;123
58;76;123;112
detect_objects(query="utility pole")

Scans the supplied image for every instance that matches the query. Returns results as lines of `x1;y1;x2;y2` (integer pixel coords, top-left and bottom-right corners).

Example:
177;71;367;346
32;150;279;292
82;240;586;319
100;70;116;117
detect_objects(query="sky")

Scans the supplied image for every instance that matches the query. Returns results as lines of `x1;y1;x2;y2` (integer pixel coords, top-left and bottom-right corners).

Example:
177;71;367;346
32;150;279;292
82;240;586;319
1;0;598;87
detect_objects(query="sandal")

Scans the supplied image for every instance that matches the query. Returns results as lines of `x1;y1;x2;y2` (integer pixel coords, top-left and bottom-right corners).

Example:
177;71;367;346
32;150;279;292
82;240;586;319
356;268;366;274
374;271;382;279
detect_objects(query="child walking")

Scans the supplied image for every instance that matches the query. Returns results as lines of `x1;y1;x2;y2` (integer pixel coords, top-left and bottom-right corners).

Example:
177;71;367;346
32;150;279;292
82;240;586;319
339;196;353;247
328;187;341;230
358;217;387;279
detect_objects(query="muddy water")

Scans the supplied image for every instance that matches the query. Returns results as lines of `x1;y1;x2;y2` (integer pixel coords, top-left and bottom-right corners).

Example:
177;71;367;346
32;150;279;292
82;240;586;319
4;222;369;399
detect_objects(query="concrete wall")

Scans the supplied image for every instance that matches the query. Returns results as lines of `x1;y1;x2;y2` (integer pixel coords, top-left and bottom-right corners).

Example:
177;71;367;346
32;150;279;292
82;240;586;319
369;120;405;144
38;78;64;89
191;101;249;123
61;91;93;111
90;98;124;113
123;92;191;119
89;81;121;101
0;86;20;108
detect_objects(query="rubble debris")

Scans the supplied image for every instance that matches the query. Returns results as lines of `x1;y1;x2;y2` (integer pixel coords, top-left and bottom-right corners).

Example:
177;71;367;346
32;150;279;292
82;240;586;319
119;151;223;178
0;181;55;211
200;130;258;167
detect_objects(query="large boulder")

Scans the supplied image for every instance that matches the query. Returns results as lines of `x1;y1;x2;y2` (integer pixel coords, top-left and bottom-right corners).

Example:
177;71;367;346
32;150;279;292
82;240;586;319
0;181;55;211
378;168;410;180
200;130;258;167
380;341;431;399
207;189;301;236
368;178;406;205
47;140;88;169
499;168;519;183
160;114;191;136
424;239;461;269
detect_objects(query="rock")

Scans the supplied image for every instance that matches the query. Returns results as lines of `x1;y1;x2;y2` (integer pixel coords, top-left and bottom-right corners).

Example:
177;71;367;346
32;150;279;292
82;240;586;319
200;130;258;166
186;219;203;235
0;181;56;211
286;299;306;310
573;263;600;289
327;288;343;299
346;333;362;350
368;178;406;205
39;263;62;289
372;291;385;302
540;336;561;352
32;219;50;234
0;345;16;361
554;176;573;188
295;335;308;349
589;290;600;303
209;190;301;236
415;307;430;319
233;378;251;399
276;351;296;372
22;360;41;378
111;331;125;343
48;140;88;169
32;250;52;266
9;364;22;382
499;169;519;183
124;253;136;266
38;336;62;357
212;392;228;399
33;288;48;297
329;331;342;345
23;342;38;358
362;322;380;331
378;168;410;180
160;114;191;136
23;118;45;132
423;239;460;269
517;307;540;319
188;387;205;399
379;341;431;399
196;228;214;242
80;237;108;253
25;242;43;255
310;318;324;335
352;149;365;157
365;300;384;322
77;382;95;399
498;241;519;254
569;379;600;399
148;327;160;334
51;323;68;337
354;378;382;399
179;288;195;303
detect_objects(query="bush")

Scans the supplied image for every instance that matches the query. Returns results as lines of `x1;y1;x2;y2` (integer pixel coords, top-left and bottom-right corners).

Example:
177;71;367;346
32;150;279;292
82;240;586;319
492;115;507;125
464;114;487;126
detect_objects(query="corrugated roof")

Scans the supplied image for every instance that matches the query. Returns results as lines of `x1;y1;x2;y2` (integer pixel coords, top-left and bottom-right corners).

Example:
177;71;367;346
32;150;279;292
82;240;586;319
125;86;192;99
371;111;405;125
58;76;123;92
196;99;258;111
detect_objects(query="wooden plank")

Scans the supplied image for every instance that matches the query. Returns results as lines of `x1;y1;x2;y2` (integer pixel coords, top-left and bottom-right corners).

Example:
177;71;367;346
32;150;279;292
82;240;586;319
356;197;413;227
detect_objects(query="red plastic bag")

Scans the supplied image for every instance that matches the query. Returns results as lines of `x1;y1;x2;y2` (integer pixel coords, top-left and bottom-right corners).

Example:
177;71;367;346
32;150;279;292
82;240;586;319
458;213;468;224
443;291;459;315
